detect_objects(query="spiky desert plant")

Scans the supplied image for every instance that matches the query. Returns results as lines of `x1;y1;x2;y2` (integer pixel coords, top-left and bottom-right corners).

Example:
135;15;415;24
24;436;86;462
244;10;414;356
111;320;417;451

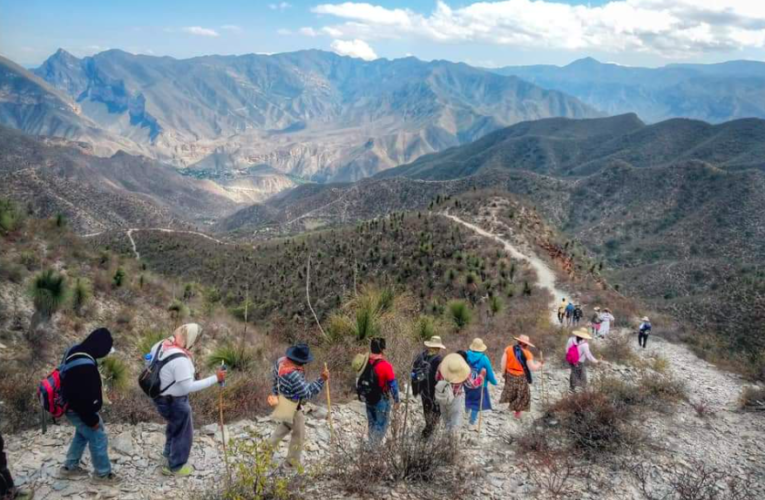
71;278;92;316
112;267;126;288
100;357;129;391
29;269;68;322
412;315;437;341
137;329;168;356
447;300;472;331
489;295;503;316
167;299;188;328
206;343;255;372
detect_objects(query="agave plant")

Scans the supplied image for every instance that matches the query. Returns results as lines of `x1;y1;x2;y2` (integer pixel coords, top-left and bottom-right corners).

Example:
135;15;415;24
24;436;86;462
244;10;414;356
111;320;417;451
29;269;68;323
447;300;472;331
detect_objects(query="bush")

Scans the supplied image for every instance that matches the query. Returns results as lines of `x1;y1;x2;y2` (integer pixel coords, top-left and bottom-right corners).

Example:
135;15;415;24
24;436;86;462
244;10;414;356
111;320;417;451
207;344;256;372
112;267;126;287
489;295;503;316
739;386;765;412
29;268;69;320
0;362;39;432
446;300;472;330
0;198;22;234
592;335;635;365
412;315;437;341
100;356;130;392
168;299;189;326
325;313;356;343
136;329;168;357
71;278;92;316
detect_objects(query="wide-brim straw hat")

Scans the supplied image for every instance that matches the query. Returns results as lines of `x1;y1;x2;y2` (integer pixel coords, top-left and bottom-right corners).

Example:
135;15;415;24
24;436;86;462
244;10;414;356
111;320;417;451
594;306;601;311
513;335;536;348
604;308;612;313
573;328;592;340
439;353;471;384
642;316;650;322
469;338;487;352
424;336;446;349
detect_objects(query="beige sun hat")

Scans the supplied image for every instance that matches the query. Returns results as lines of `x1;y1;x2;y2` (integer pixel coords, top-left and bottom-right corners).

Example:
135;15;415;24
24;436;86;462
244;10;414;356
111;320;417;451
594;306;601;311
469;338;487;352
573;328;592;340
513;334;536;348
642;316;650;322
424;336;446;349
439;353;472;384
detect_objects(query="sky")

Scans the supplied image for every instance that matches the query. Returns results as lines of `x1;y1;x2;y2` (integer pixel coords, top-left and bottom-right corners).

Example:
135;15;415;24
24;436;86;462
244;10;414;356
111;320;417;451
2;0;765;68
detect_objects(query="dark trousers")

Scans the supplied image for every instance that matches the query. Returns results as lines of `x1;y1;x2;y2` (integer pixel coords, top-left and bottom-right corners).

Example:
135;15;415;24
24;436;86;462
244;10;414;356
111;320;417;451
421;394;441;438
0;432;15;496
638;331;649;348
154;396;194;471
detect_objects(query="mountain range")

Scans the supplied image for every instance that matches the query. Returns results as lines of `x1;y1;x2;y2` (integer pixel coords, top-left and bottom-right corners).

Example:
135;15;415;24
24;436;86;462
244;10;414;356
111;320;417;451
492;58;765;124
17;49;598;184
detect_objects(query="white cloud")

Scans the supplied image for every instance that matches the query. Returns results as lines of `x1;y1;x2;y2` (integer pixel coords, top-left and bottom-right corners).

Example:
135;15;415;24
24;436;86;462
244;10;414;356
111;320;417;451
269;2;292;11
299;27;320;37
180;26;220;37
277;28;293;36
330;38;378;60
221;25;243;33
309;0;765;58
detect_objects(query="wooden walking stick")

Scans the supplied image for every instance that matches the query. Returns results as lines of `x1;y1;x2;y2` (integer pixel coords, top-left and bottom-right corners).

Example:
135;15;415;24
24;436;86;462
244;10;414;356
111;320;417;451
324;362;336;444
477;378;486;433
218;362;232;487
539;350;548;408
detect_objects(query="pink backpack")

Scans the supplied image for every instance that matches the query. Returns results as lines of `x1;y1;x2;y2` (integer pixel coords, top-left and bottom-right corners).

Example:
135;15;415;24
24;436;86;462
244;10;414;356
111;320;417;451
566;343;580;365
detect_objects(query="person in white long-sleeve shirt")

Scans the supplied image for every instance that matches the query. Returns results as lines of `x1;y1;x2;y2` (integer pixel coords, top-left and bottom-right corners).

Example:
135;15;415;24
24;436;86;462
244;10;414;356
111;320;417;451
149;323;226;477
566;328;599;392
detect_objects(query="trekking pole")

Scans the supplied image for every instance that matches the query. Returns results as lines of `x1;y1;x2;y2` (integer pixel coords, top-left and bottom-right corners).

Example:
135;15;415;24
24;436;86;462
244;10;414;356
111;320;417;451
477;379;486;434
218;362;232;487
324;363;336;445
402;381;410;437
539;351;548;408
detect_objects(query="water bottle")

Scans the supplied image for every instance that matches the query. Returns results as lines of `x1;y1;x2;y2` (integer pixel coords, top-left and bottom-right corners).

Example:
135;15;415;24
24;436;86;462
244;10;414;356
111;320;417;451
144;353;153;367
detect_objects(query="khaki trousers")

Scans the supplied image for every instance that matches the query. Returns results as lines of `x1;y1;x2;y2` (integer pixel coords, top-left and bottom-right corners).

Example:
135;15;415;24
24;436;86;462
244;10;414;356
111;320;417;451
268;409;305;466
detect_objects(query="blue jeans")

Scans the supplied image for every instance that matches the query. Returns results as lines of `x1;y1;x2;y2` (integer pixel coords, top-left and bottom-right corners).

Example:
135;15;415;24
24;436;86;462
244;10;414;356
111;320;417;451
365;398;391;443
469;409;479;425
65;412;111;477
154;396;193;471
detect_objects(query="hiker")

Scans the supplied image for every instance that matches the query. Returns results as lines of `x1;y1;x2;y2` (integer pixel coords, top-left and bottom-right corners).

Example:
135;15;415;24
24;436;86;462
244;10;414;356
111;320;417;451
565;301;575;326
464;338;497;432
435;353;485;433
1;431;33;500
411;336;446;438
268;343;328;468
599;308;615;339
590;306;602;336
638;317;652;349
357;338;400;443
499;335;543;419
149;324;226;477
573;304;583;326
59;328;120;484
566;328;600;392
557;298;568;324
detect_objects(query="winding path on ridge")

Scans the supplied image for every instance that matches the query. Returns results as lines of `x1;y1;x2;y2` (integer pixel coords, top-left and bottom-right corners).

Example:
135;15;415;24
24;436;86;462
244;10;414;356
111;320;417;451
443;213;569;324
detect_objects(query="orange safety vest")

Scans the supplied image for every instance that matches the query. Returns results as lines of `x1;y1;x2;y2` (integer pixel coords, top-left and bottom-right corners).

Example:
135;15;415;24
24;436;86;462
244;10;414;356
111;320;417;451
504;345;534;377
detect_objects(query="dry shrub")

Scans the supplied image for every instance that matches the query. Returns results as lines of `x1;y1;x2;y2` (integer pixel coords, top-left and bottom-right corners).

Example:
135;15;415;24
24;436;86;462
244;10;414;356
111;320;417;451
596;374;686;413
548;389;642;457
592;334;636;365
103;387;163;425
192;372;272;424
628;459;756;500
520;451;580;500
739;386;765;413
0;361;39;432
323;414;469;498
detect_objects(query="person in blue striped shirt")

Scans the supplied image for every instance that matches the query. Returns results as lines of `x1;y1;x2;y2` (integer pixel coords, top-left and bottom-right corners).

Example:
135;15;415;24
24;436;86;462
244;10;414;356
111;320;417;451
267;344;328;468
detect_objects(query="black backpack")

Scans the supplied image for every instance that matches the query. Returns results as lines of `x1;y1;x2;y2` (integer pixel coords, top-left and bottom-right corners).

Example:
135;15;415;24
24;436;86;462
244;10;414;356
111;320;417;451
138;344;187;399
356;359;383;404
411;351;433;397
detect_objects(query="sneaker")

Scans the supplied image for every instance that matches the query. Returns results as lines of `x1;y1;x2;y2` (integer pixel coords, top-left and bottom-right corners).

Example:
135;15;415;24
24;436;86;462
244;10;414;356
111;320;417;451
468;423;479;432
59;466;89;479
161;465;194;477
92;473;122;485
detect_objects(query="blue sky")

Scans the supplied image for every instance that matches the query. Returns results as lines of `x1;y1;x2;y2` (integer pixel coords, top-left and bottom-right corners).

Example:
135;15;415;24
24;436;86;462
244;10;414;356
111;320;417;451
2;0;764;68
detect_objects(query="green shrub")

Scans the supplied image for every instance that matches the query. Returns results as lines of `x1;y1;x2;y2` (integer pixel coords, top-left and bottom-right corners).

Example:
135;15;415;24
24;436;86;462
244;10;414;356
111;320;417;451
29;269;69;320
0;198;22;234
136;329;168;356
354;298;380;341
168;299;189;325
447;300;472;330
100;357;129;392
412;315;436;341
206;344;255;372
212;438;297;500
377;287;395;313
112;267;126;287
71;278;92;316
326;313;355;343
489;295;503;316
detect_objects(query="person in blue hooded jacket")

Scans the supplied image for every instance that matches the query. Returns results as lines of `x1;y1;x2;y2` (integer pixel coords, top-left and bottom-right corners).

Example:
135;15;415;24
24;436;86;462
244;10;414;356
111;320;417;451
464;338;498;431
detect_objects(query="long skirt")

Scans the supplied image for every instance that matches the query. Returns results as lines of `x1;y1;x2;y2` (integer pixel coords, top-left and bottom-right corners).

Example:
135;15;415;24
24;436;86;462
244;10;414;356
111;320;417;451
499;373;531;412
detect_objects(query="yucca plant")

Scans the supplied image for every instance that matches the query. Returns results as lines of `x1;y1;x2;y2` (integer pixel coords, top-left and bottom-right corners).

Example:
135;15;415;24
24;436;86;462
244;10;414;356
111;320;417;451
412;315;437;341
447;300;472;331
137;329;168;357
355;300;380;341
112;268;126;288
489;295;503;316
71;278;92;316
29;269;68;324
0;198;20;234
326;313;355;343
207;343;255;372
167;299;188;329
100;357;129;391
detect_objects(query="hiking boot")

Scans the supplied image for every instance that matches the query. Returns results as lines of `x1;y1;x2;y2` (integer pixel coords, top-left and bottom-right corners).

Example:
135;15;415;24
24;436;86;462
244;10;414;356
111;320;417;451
59;465;89;479
468;423;479;432
161;465;194;477
92;473;122;485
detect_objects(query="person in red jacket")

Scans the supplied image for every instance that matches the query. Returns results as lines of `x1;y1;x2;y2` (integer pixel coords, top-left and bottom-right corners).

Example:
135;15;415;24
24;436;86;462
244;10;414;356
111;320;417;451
360;338;400;443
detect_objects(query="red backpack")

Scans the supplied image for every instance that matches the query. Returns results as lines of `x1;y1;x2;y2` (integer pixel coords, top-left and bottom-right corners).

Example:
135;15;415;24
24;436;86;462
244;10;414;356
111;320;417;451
566;342;580;366
38;349;96;420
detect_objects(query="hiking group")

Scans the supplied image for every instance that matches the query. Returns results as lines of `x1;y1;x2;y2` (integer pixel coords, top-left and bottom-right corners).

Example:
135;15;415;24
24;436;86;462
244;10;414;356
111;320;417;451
2;304;653;493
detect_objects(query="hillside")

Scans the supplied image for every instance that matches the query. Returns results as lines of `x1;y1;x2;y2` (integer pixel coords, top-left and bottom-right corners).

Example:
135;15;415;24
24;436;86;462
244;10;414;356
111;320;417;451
378;114;765;179
493;57;765;124
0;125;240;232
21;49;599;185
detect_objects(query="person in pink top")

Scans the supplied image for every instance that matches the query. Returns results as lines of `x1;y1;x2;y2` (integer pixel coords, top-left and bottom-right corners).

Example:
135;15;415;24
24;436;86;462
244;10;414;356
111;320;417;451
566;328;600;392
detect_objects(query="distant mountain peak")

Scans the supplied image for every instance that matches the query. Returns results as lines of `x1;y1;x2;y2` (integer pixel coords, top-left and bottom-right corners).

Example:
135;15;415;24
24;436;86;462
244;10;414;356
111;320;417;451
566;57;602;68
46;48;81;66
